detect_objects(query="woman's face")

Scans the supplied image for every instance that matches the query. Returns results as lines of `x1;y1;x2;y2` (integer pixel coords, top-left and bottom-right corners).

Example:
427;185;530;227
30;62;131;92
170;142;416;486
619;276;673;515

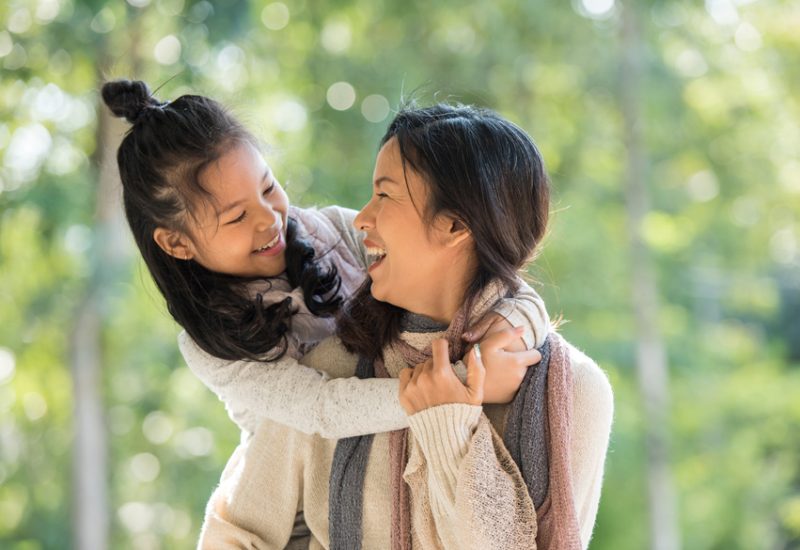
354;138;473;321
169;142;290;278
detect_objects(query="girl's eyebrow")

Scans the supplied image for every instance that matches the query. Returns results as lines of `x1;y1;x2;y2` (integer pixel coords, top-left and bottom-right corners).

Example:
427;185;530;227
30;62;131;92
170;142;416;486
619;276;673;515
217;170;271;216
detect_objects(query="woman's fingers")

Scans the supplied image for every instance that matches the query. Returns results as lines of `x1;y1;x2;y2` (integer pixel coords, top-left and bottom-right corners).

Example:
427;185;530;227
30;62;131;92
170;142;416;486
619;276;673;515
399;367;413;392
465;346;486;404
431;339;450;373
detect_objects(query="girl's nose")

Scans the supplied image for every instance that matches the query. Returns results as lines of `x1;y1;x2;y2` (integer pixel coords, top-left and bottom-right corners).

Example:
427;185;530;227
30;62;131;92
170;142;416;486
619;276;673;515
255;202;278;231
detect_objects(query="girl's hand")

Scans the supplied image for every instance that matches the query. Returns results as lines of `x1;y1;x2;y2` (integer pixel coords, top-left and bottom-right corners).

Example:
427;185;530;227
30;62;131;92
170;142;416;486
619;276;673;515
398;339;485;415
465;317;542;404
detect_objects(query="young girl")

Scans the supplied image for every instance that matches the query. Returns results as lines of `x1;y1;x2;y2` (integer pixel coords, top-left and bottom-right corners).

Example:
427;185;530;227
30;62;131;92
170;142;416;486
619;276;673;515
101;79;550;442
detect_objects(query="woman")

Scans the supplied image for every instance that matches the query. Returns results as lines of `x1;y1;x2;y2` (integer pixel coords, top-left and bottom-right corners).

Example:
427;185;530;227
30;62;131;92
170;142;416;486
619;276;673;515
199;104;613;549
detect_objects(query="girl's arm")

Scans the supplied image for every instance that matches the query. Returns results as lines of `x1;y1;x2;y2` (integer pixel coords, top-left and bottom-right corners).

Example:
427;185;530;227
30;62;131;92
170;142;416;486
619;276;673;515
179;332;408;438
468;277;550;350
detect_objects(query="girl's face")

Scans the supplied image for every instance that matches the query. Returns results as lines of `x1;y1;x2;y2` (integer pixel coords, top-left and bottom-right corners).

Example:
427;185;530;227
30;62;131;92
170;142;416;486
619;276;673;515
354;138;475;322
162;142;290;278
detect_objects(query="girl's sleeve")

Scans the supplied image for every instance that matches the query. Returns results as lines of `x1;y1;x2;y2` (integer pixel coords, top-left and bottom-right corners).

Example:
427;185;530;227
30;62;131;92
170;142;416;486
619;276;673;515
491;278;550;349
178;331;408;438
319;205;369;269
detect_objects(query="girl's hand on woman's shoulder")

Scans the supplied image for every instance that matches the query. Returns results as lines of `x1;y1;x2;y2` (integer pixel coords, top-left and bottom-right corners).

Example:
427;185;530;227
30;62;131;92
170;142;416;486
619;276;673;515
468;322;542;404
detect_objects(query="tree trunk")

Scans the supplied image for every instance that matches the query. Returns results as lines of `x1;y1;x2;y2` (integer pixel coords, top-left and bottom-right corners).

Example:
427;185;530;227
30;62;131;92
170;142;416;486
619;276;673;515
70;40;134;550
619;4;681;550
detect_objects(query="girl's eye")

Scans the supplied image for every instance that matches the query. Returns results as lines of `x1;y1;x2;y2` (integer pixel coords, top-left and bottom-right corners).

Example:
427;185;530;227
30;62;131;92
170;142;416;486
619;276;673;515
263;183;276;196
228;212;247;224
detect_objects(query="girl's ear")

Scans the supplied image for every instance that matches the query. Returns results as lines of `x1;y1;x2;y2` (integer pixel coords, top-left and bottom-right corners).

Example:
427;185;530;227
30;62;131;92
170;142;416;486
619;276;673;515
443;217;472;248
153;227;196;260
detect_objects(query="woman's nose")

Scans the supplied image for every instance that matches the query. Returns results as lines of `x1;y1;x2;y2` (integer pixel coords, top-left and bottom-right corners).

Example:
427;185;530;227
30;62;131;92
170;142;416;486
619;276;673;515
354;199;375;231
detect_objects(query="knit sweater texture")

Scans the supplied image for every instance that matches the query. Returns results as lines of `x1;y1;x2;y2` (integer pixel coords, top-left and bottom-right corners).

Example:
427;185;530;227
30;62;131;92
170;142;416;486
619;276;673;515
197;285;613;549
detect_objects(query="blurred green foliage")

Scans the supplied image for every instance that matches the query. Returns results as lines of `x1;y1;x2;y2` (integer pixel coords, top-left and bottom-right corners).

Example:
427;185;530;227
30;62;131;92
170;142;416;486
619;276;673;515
1;0;799;548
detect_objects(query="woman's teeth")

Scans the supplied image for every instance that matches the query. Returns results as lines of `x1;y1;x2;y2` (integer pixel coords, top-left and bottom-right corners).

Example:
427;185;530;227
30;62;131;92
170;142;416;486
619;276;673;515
255;233;280;252
366;246;386;265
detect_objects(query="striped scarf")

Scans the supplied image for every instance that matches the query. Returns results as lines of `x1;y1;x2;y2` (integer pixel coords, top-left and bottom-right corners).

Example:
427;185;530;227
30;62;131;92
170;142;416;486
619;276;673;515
329;295;580;549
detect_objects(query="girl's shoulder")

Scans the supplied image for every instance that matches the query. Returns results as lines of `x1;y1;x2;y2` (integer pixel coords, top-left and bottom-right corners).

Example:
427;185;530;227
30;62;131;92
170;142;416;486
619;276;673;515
290;205;357;236
290;205;368;276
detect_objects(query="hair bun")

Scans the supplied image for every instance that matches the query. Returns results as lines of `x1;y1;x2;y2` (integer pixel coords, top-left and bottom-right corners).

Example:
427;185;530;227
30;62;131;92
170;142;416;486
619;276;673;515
101;79;164;124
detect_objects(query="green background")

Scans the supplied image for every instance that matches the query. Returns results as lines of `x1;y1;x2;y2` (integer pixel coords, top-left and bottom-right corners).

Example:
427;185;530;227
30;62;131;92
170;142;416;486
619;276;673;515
1;0;799;548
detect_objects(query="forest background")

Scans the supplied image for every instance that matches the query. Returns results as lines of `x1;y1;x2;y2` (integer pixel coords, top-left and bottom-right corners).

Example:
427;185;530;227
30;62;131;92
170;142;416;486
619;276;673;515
1;0;799;548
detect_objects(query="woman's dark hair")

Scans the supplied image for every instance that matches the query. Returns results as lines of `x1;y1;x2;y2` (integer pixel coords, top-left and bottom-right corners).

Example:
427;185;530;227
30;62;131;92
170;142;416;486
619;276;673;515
101;79;341;361
338;103;550;360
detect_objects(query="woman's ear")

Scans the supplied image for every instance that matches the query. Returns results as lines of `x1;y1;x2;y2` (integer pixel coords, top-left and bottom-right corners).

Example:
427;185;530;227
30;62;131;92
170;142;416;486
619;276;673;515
443;217;472;248
153;227;195;260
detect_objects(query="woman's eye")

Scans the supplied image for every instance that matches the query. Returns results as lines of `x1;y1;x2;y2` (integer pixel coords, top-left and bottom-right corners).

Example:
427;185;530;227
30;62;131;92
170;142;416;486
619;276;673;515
376;192;389;199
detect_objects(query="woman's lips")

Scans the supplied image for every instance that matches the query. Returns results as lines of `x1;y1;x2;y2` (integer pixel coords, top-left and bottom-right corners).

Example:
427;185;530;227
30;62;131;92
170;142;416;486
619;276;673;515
367;254;385;273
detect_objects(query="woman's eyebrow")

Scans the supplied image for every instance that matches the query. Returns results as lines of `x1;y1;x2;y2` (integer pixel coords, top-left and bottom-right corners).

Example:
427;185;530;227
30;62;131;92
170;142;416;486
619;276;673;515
374;176;399;187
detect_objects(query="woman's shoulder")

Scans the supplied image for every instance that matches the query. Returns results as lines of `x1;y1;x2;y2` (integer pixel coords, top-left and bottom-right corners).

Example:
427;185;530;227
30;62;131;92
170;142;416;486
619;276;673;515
564;341;614;427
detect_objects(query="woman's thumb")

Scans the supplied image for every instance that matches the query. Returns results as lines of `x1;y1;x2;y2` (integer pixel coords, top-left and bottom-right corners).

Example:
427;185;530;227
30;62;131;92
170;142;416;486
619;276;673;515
465;345;486;404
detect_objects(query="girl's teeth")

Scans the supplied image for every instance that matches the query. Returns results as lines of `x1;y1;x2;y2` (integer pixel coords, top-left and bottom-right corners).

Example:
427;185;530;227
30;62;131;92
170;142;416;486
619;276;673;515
257;234;280;252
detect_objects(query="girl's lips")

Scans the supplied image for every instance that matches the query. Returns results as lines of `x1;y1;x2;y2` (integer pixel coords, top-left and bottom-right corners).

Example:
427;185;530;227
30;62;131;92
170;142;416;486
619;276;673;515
253;232;285;257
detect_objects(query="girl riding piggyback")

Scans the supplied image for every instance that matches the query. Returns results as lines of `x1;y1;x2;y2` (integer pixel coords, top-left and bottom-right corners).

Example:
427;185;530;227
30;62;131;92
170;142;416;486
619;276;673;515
102;79;549;441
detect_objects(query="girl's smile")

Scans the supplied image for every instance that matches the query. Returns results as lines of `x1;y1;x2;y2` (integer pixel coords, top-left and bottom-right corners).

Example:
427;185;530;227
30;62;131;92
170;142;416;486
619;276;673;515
155;142;291;278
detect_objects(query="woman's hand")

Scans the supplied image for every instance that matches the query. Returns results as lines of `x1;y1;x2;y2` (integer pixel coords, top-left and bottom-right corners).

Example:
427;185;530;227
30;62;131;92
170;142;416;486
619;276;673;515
398;339;485;415
464;315;542;404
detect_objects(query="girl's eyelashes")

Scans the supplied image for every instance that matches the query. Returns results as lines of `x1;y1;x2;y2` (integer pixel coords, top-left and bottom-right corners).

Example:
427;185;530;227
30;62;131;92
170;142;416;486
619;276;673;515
263;182;276;195
228;211;247;224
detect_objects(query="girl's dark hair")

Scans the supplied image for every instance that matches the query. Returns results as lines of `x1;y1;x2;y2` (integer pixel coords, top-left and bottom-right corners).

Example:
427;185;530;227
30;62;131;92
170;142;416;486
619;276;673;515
338;103;550;360
101;79;341;361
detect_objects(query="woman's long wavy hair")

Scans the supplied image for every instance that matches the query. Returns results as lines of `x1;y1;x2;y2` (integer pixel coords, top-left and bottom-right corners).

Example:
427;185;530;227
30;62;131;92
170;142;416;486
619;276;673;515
337;103;550;360
102;79;341;361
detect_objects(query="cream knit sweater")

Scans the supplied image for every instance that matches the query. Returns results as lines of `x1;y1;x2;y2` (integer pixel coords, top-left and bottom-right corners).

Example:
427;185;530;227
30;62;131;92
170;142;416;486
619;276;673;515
198;303;613;549
180;205;551;441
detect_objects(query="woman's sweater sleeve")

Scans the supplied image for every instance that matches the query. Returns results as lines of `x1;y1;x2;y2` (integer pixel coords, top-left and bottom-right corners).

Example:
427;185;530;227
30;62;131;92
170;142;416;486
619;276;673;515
404;352;613;550
404;404;537;549
178;331;408;439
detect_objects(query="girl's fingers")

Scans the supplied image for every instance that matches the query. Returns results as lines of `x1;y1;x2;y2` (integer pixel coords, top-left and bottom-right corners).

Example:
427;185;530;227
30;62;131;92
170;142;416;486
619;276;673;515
461;313;502;343
511;347;542;367
480;326;525;353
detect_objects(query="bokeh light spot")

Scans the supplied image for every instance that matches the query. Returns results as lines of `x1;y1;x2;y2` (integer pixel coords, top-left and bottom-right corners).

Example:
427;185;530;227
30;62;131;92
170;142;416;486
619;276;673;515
262;2;290;31
326;81;356;111
361;94;390;123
